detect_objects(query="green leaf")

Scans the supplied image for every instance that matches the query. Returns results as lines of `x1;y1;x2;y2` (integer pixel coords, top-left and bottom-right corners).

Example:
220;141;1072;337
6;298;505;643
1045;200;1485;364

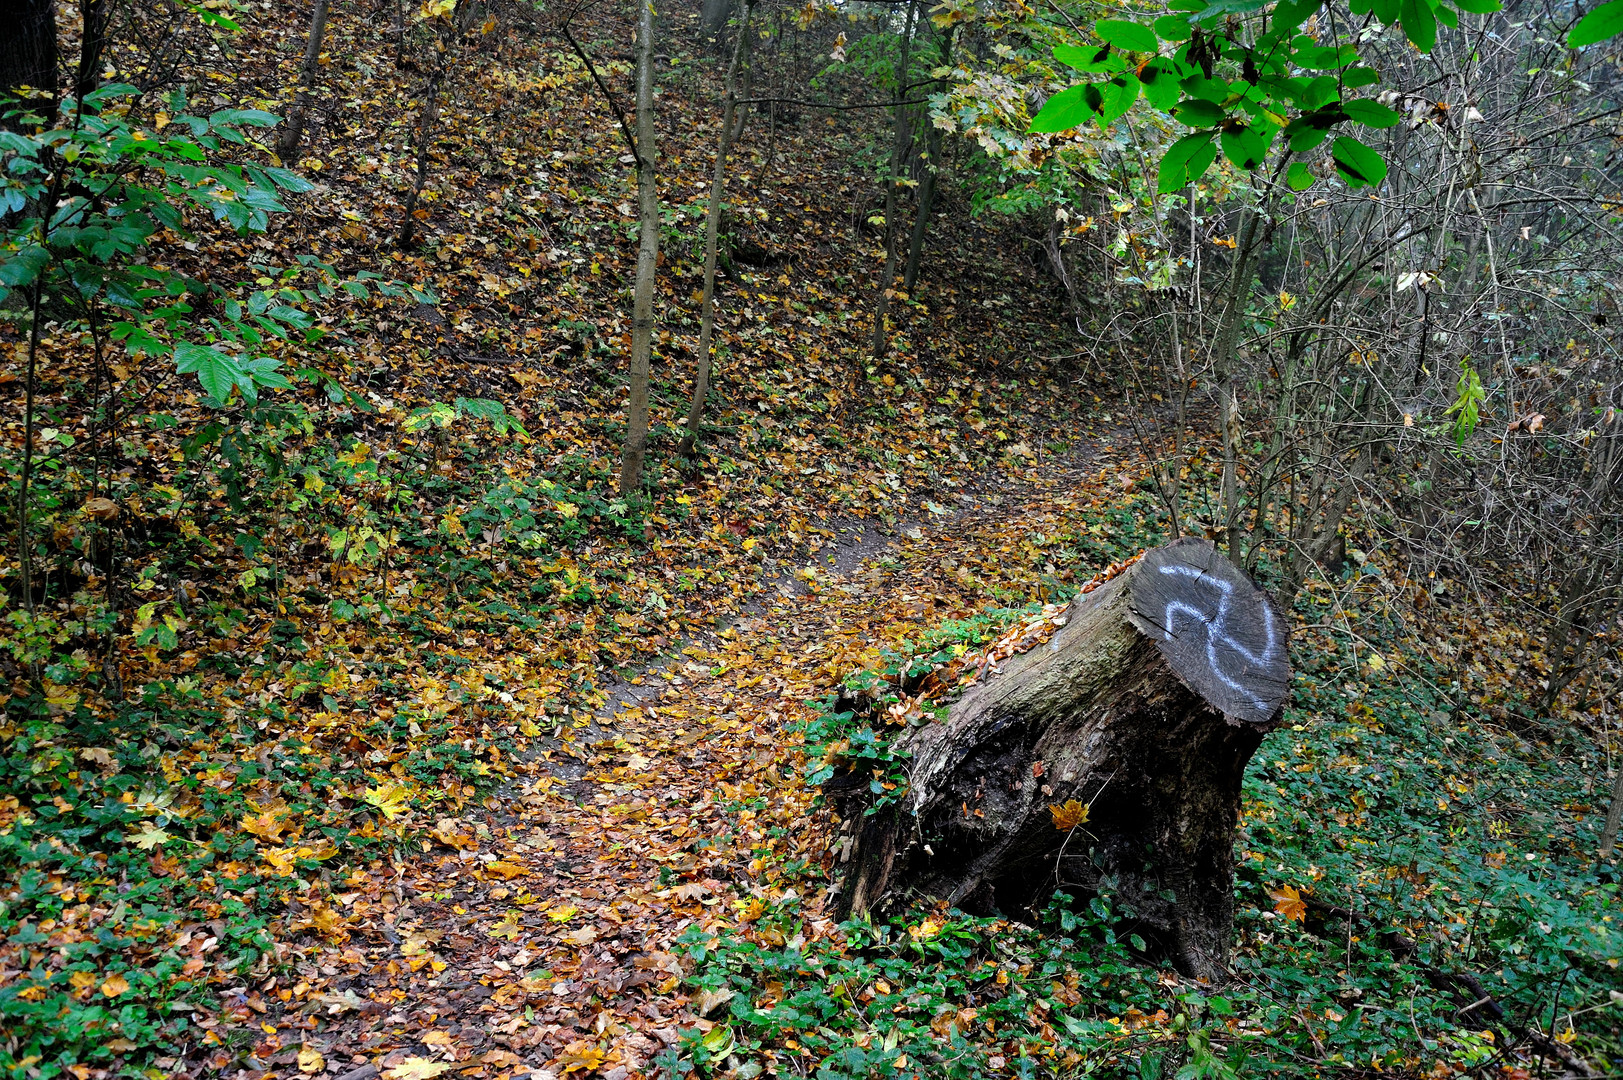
1173;98;1228;127
1343;65;1381;87
1451;0;1501;8
0;243;49;288
1054;44;1124;73
1372;0;1399;20
1400;0;1438;51
173;341;244;404
1343;99;1401;127
1030;85;1093;133
1157;131;1219;192
1435;3;1458;26
1287;161;1316;190
1285;111;1338;152
1331;135;1388;187
1097;74;1142;125
1270;0;1322;33
1220;123;1271;170
1569;0;1623;45
1153;13;1195;39
1192;0;1271;20
1095;18;1160;52
1179;74;1232;102
1139;58;1185;108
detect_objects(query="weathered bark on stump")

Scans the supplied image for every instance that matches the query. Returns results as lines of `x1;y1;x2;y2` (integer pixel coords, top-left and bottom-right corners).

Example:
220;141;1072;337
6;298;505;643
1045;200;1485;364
827;538;1289;982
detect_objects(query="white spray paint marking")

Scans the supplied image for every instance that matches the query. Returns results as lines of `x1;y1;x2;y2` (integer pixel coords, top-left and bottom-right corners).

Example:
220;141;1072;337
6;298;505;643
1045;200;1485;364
1156;564;1280;711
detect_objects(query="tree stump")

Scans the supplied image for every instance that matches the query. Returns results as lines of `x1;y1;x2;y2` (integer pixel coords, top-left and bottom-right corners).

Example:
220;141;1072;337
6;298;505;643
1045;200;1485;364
826;537;1290;982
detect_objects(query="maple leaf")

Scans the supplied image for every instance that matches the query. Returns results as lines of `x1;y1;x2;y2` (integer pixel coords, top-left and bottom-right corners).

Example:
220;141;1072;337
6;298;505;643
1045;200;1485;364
1049;799;1089;831
561;926;598;946
554;1042;608;1075
123;823;174;850
1270;885;1308;923
545;904;578;923
384;1058;451;1080
487;911;523;941
429;818;478;850
364;783;411;820
240;809;291;842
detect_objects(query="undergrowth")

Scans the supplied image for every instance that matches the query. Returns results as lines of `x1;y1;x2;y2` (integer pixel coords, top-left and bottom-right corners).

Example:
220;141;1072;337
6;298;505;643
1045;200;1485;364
663;486;1622;1079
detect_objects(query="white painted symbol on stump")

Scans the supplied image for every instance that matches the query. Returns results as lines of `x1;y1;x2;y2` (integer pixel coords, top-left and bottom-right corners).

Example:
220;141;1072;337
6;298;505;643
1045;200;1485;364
1157;564;1281;709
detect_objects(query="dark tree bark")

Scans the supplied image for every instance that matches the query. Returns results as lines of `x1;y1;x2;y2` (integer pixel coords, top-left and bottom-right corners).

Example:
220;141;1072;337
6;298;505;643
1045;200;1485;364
275;0;331;160
827;538;1290;982
75;0;112;102
1;0;58;124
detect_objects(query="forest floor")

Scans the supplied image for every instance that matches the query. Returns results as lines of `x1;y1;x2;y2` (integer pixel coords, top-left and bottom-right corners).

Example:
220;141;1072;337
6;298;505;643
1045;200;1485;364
1;2;1620;1079
257;441;1141;1080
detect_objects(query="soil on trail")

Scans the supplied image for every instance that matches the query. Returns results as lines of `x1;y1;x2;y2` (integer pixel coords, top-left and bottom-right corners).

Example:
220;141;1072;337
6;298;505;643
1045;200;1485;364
246;442;1144;1080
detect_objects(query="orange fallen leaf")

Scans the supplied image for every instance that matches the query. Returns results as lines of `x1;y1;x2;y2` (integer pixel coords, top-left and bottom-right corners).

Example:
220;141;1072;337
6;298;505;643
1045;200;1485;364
1269;884;1308;922
1049;799;1089;831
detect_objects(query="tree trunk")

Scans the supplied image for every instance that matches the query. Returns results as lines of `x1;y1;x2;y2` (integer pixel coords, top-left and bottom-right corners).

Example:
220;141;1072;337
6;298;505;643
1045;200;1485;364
678;0;751;460
902;24;953;294
1599;763;1623;865
868;0;917;361
618;0;660;495
827;538;1290;982
275;0;331;160
1;0;57;124
75;0;111;102
700;0;730;42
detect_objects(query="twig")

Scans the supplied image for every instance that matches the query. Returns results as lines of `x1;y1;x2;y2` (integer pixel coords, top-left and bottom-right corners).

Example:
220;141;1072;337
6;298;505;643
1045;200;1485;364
558;23;642;168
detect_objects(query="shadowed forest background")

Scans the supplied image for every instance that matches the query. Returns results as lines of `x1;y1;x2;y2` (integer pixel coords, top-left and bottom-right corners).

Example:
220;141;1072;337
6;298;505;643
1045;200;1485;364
1;0;1621;1077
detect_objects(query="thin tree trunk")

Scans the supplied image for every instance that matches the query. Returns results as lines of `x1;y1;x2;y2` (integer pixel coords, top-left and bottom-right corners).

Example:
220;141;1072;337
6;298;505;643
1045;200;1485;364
869;0;917;361
678;0;751;459
1600;761;1623;864
902;25;953;293
275;0;331;160
618;0;660;495
397;27;446;248
75;0;112;102
1215;207;1264;559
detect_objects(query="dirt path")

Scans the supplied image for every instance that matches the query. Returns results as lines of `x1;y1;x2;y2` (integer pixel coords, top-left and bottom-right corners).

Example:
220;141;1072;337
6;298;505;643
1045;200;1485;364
243;439;1145;1080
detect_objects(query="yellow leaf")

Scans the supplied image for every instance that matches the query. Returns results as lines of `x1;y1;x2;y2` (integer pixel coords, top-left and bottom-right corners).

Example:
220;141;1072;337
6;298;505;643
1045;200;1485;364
484;859;528;880
546;904;579;923
1049;799;1089;831
364;783;411;820
384;1058;452;1080
240;809;291;842
123;823;173;850
100;974;131;998
297;1048;325;1074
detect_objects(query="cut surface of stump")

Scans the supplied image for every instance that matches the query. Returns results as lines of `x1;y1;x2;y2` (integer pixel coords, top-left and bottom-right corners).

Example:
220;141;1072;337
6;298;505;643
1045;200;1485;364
826;537;1290;982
